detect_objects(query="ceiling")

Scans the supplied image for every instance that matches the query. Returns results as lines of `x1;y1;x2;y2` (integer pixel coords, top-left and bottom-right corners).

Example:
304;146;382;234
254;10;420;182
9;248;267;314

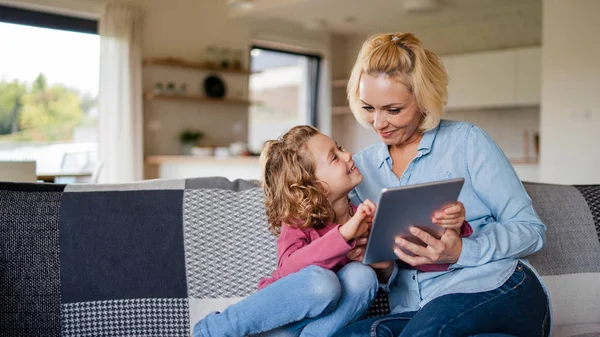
229;0;541;36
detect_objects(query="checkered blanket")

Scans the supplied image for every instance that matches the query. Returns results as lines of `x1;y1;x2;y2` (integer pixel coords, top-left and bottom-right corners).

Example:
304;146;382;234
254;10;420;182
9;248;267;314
1;177;599;337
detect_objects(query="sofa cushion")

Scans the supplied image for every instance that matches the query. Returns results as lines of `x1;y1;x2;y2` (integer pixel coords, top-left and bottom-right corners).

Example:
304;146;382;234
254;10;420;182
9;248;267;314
524;183;600;333
183;178;275;330
0;182;64;336
59;180;190;336
553;323;600;337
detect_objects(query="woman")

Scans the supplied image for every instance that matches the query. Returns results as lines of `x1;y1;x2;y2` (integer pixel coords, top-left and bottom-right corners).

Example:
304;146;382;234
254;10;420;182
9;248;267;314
333;33;550;337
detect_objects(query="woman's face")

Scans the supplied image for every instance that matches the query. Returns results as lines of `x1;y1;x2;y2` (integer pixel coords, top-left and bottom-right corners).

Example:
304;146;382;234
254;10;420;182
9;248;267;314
359;74;422;147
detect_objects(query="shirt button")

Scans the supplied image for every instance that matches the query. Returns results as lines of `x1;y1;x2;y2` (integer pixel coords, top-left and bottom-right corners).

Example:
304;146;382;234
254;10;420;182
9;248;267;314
412;275;416;280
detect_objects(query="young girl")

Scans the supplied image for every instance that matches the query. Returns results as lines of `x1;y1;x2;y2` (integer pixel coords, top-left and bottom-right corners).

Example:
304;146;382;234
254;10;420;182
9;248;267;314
193;125;467;337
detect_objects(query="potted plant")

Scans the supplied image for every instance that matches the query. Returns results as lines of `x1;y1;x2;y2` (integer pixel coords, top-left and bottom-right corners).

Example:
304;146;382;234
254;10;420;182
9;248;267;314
179;129;204;155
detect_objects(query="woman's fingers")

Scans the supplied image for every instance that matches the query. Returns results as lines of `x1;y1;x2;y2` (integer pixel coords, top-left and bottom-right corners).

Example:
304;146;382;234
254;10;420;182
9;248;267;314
394;237;427;257
408;227;439;247
393;246;429;267
433;218;463;225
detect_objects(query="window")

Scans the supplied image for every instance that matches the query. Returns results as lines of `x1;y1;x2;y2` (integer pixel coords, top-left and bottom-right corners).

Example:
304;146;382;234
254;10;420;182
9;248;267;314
0;5;99;182
248;46;321;153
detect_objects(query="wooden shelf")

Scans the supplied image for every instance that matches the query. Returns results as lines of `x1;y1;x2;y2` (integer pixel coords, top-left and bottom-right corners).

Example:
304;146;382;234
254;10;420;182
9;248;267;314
143;58;251;75
144;92;254;105
332;106;352;115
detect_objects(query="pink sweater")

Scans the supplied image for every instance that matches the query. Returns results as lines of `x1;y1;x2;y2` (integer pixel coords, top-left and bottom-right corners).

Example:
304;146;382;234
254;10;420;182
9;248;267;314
257;220;356;290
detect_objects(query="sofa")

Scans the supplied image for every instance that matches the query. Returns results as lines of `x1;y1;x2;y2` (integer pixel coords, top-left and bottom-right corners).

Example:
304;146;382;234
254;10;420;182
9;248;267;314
0;177;599;337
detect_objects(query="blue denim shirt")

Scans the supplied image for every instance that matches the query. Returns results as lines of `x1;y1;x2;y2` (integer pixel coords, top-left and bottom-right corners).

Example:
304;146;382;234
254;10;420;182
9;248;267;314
349;120;547;314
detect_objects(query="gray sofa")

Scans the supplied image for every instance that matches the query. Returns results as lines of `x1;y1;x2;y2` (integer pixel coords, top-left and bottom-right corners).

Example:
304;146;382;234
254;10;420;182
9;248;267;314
0;177;599;337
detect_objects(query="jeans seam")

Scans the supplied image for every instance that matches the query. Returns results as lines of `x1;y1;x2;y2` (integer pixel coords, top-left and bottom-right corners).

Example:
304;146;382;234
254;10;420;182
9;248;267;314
438;264;527;337
370;316;411;337
541;301;550;337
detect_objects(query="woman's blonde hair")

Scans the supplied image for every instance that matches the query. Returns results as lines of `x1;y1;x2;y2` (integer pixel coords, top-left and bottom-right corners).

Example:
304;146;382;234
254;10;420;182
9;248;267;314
260;125;334;236
347;32;448;132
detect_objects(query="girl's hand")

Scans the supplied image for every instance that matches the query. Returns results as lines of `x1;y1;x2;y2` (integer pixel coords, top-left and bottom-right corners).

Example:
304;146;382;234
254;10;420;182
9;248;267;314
339;199;376;241
432;201;465;233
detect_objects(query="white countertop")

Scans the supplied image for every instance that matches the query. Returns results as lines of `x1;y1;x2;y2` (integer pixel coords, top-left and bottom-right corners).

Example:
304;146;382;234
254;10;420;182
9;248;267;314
145;155;261;180
146;155;260;165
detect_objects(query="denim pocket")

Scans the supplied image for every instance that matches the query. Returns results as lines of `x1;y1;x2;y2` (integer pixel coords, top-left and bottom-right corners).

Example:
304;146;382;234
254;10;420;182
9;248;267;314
502;262;527;291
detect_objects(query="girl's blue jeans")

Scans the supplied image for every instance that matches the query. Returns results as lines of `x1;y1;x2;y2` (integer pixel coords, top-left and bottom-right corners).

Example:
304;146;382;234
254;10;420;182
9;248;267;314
193;262;379;337
333;262;550;337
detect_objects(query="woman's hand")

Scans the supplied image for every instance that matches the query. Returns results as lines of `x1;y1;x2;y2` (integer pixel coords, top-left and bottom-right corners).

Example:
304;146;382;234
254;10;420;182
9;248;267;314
393;226;463;266
432;201;465;233
339;199;376;241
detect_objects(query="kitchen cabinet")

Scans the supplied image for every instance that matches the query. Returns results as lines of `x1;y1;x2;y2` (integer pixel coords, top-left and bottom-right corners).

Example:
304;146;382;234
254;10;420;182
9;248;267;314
443;46;541;110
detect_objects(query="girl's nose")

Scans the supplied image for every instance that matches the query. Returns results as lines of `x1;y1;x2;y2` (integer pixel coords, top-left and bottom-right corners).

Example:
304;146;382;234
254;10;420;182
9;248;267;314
341;151;352;161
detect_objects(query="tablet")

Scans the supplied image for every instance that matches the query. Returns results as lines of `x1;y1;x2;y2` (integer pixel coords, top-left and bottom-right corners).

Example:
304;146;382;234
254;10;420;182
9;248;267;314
362;178;465;265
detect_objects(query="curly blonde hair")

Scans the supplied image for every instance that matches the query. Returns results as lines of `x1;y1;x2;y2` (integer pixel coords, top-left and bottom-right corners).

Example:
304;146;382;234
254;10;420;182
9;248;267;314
347;32;448;132
260;125;334;236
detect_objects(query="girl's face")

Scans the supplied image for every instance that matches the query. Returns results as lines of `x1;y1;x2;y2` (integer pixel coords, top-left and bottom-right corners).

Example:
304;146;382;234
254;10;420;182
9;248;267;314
359;74;422;146
305;133;363;200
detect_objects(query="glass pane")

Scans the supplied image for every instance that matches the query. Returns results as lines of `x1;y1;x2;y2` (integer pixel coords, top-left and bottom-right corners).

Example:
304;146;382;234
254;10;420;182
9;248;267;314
0;22;99;182
248;48;316;153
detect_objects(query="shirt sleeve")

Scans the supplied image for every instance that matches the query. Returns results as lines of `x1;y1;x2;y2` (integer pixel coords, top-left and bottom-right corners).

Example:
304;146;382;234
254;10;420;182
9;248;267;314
451;125;547;269
276;224;356;277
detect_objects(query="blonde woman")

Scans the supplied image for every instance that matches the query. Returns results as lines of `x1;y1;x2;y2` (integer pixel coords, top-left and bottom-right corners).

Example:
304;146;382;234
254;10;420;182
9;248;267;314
334;33;550;337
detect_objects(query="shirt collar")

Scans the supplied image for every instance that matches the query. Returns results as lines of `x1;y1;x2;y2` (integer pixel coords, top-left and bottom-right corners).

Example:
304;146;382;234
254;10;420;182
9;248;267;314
418;122;441;153
375;122;441;168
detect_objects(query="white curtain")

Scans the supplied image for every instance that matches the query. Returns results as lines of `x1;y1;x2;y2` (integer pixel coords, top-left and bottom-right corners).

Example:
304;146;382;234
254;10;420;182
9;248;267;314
98;3;144;183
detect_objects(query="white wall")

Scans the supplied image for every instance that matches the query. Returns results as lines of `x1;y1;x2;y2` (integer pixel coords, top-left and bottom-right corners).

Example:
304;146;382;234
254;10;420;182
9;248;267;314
445;107;540;160
332;114;379;155
539;0;600;184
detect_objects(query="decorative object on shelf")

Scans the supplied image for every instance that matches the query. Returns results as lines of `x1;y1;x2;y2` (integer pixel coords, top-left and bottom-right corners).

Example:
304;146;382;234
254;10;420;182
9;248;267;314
203;74;226;98
153;82;163;95
229;141;248;156
220;48;231;69
179;129;204;155
178;83;187;96
190;146;214;157
214;146;230;158
166;82;176;95
204;46;218;69
143;57;251;74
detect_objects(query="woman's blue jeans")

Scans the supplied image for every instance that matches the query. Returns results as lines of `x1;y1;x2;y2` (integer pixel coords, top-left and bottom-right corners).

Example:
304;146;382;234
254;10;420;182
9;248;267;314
333;262;550;337
193;262;379;337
